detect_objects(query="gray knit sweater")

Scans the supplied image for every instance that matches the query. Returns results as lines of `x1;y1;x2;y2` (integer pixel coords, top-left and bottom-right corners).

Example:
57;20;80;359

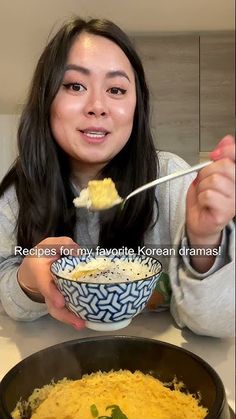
0;152;234;337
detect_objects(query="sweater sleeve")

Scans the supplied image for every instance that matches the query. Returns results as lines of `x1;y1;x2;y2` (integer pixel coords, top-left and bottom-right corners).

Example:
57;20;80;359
166;159;235;338
0;187;48;321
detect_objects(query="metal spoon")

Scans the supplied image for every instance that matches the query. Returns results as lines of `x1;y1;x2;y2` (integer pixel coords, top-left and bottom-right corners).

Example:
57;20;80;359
74;160;212;211
101;160;212;211
122;160;212;204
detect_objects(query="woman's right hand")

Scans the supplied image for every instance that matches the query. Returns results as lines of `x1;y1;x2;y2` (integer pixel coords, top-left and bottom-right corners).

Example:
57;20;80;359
17;237;85;330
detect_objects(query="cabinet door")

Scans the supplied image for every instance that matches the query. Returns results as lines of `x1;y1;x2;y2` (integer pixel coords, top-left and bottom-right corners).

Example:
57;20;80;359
200;34;235;151
134;35;199;164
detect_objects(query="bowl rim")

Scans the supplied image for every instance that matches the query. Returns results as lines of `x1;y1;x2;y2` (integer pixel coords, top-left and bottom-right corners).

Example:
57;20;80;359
0;335;227;419
50;254;163;285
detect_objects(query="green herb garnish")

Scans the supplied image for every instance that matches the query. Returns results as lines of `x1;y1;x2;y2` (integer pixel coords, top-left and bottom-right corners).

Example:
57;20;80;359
90;404;128;419
105;405;128;419
91;404;99;417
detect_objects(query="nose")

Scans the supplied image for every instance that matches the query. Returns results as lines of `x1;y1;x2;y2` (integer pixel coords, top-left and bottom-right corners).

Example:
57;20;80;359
84;90;108;117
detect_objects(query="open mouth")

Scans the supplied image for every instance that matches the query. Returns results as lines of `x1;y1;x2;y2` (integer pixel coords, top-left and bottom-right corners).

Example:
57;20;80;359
79;130;109;139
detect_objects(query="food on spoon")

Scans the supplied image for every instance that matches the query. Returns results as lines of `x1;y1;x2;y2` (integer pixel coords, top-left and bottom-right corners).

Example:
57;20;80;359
73;178;122;210
11;370;208;419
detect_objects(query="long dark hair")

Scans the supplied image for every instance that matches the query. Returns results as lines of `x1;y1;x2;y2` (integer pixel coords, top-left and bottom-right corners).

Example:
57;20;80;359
0;17;159;250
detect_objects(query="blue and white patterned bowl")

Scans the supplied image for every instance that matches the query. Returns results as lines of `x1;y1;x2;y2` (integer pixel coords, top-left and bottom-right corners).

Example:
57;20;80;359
51;254;162;331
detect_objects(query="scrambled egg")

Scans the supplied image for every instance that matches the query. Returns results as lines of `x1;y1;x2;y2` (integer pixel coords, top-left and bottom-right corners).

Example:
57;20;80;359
12;370;208;419
73;178;122;210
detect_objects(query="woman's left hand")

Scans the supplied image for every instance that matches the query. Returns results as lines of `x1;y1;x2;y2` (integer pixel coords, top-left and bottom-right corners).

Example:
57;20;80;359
186;135;235;247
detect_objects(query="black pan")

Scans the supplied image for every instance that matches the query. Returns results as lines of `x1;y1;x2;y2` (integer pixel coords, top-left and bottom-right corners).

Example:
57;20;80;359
0;336;232;418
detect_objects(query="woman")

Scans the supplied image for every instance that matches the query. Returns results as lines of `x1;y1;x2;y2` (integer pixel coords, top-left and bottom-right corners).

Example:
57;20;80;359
0;17;234;337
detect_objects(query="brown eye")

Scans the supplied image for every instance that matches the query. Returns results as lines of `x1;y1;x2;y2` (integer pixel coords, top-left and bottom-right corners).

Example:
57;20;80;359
63;83;86;92
108;87;126;95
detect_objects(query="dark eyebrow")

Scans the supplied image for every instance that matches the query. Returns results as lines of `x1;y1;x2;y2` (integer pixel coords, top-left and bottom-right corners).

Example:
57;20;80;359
65;64;130;82
65;64;90;75
106;70;130;82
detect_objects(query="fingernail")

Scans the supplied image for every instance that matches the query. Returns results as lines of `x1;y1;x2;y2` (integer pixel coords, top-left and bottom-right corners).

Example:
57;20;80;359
211;149;221;160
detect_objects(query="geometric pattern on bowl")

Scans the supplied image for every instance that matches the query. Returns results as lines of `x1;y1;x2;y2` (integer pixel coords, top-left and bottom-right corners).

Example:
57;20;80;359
51;254;162;324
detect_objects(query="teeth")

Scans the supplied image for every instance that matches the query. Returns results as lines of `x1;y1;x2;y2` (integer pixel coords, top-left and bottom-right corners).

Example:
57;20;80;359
83;131;106;138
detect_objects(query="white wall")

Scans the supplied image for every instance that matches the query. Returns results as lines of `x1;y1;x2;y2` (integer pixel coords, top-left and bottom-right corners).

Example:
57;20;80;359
0;115;19;181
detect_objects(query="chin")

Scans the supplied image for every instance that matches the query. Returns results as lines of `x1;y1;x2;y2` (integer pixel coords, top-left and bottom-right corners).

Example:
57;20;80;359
78;151;115;165
77;156;110;167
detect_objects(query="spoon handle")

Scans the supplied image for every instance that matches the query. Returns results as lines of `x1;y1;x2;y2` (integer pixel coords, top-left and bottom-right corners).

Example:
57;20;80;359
125;160;212;202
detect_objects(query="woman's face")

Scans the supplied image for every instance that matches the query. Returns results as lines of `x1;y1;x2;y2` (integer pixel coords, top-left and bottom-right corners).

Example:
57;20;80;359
50;32;136;170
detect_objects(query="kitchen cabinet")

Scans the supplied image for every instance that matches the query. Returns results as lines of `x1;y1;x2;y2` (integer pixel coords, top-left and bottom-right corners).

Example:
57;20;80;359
133;33;234;164
200;34;235;151
134;35;199;164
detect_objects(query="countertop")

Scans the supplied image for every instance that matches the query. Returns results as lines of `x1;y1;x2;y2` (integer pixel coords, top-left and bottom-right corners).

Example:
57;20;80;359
0;306;235;412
